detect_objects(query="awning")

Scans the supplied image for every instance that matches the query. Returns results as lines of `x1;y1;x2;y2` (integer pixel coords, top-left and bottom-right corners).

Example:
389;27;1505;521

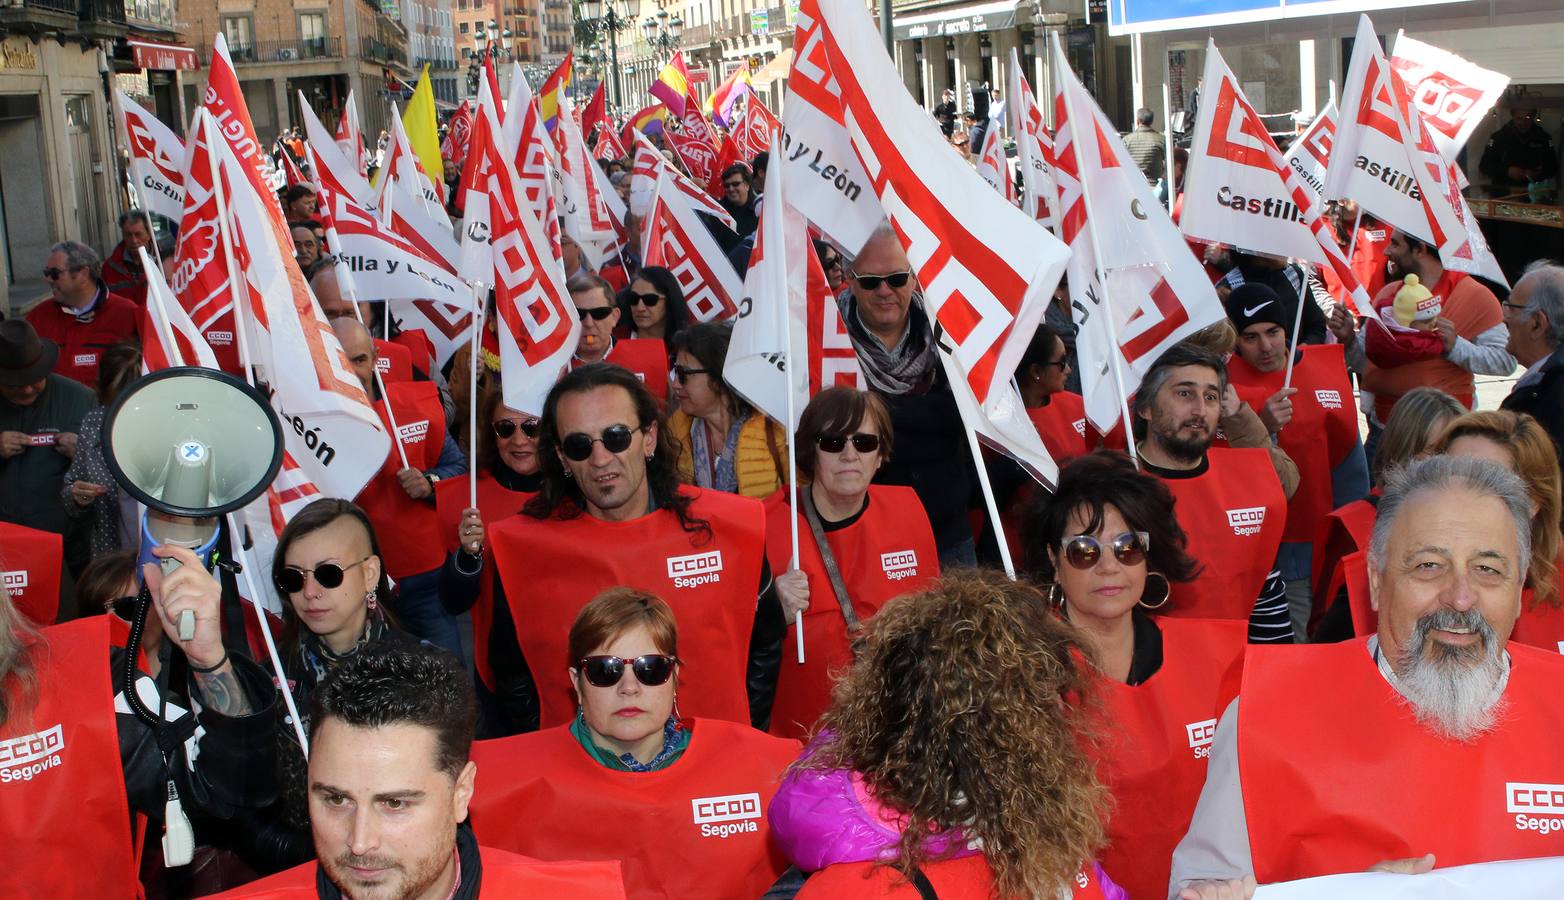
892;0;1021;41
130;39;199;71
749;48;793;88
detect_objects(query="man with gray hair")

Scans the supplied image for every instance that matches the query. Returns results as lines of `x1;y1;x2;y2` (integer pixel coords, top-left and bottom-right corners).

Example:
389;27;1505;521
1124;106;1165;186
1501;260;1564;461
27;239;140;386
1168;455;1564;897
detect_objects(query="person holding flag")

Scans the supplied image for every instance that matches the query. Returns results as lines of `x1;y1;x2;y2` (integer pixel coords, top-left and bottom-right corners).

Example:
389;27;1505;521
332;318;468;659
1224;283;1369;639
485;363;784;733
764;387;939;741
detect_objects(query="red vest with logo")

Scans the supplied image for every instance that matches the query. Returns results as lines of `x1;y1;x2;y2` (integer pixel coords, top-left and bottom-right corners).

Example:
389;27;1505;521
1159;447;1287;620
435;474;532;689
1239;639;1564;882
0;522;63;625
392;329;437;376
797;855;1110;899
1311;497;1378;625
762;486;939;740
373;338;413;383
210;846;629;898
1028;392;1092;463
489;486;766;727
575;338;670;390
355;381;447;580
1229;345;1359;544
469;718;797;900
1092;618;1246;900
26;292;141;387
0;617;137;899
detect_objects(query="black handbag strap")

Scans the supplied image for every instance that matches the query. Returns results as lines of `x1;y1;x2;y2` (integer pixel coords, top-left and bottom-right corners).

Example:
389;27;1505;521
800;488;862;634
911;866;939;900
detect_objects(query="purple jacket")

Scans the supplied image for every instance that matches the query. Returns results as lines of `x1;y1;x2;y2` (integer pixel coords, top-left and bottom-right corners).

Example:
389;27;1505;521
768;758;1125;898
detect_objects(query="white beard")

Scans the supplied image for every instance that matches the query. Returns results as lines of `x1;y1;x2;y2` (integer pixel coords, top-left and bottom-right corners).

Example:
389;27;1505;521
1393;609;1508;742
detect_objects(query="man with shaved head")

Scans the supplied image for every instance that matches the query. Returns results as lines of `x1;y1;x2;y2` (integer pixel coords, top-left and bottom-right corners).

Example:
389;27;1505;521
332;316;468;658
1170;455;1564;895
1501;261;1564;462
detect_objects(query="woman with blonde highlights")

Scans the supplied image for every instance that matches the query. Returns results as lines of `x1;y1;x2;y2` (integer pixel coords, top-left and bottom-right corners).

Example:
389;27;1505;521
770;569;1122;898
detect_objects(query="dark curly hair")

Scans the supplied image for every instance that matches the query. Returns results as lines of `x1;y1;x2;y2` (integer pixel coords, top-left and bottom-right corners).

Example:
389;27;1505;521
802;569;1108;897
1022;450;1200;589
310;642;476;778
524;363;710;540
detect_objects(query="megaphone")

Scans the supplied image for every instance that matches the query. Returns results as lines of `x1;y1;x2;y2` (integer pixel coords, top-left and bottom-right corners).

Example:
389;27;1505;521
101;366;282;868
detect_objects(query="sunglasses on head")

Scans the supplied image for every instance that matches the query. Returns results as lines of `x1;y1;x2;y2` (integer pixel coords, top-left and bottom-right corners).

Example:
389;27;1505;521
492;417;540;439
576;654;678;688
275;556;373;594
560;423;643;461
816;433;880;454
851;270;912;291
577;306;615;322
669;364;711;385
1060;532;1151;570
629;292;663;307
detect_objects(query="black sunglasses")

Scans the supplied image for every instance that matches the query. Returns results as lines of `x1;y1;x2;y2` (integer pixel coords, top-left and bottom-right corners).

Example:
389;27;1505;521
629;292;663;307
1060;532;1150;570
107;596;140;623
851;270;912;291
275;556;372;594
560;423;642;461
816;433;881;454
42;266;83;280
822;256;843;269
723;180;746;189
670;364;711;385
577;306;615;321
492;417;541;439
576;654;678;688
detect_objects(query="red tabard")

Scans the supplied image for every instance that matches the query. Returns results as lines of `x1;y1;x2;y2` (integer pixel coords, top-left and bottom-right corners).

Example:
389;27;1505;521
0;617;137;898
797;855;1110;899
468;718;798;900
355;381;447;580
1092;618;1246;900
1028;392;1092;463
1159;448;1287;620
373;338;413;382
1238;638;1564;882
434;474;533;689
489;486;766;727
1228;345;1359;544
26;292;141;386
392;329;437;375
1310;497;1378;621
0;521;63;625
606;337;670;389
211;846;629;898
762;486;940;740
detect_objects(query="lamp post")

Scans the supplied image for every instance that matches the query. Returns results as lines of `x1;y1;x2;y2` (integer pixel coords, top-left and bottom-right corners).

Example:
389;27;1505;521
579;0;641;112
466;19;513;98
641;9;682;62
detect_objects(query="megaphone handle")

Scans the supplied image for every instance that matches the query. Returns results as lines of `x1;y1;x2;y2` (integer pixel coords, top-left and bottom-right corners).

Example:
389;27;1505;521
158;556;198;642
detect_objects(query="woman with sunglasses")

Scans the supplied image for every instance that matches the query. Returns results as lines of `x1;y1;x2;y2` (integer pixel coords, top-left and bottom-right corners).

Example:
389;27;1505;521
617;265;689;347
236;498;421;872
668;321;788;499
813;239;846;294
765;388;938;740
1023;451;1246;900
469;587;799;900
436;389;542;721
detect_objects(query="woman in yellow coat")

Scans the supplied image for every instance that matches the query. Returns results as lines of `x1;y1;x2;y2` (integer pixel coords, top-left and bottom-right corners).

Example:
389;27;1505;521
667;321;788;499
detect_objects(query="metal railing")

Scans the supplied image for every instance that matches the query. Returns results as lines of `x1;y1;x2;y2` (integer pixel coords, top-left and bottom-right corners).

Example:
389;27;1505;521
206;37;342;63
79;0;126;22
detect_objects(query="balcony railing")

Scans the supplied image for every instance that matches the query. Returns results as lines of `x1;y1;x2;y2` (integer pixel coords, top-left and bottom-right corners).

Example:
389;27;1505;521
213;37;343;63
361;36;403;62
416;55;459;71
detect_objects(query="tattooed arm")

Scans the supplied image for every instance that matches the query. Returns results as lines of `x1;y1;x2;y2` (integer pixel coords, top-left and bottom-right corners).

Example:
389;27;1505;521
191;661;255;716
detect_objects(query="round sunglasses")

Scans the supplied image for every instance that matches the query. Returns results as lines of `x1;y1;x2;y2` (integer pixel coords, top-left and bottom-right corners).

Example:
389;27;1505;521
850;270;912;291
816;433;880;454
628;292;663;307
492;418;541;440
1059;532;1151;570
576;654;678;688
275;556;372;594
560;423;643;461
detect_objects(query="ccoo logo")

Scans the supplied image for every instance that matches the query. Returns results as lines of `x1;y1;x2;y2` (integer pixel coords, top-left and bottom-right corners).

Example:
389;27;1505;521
880;550;920;581
1225;507;1266;536
667;551;723;588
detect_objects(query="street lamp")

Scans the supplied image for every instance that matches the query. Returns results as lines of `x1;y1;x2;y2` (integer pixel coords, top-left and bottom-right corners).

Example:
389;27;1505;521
579;0;641;112
642;10;681;59
466;19;513;97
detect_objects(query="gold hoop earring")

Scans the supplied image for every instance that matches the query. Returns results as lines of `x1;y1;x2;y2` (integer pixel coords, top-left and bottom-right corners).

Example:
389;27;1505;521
1139;573;1170;610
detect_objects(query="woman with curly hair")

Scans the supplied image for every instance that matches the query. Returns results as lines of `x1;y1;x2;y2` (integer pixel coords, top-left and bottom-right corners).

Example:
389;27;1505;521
769;568;1124;898
1025;451;1247;900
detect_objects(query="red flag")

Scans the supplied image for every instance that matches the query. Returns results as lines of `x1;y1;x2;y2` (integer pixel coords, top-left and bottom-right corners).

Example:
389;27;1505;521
593;122;628;161
706;136;743;197
734;95;779;160
168;111;244;373
278;142;311;190
630;129;735;229
442;100;474;164
139;246;220;372
580;82;608;147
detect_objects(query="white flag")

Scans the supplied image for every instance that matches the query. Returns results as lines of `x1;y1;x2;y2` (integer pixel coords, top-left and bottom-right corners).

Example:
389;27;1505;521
644;167;746;322
300;97;375;208
115;90;186;221
1283;101;1337;202
1007;49;1059;232
1390;33;1509;163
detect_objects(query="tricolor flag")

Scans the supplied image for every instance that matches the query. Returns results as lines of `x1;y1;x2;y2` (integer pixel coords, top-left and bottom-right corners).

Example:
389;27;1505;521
1181;42;1372;316
1049;31;1226;434
650;51;693;116
706;65;752;128
539;53;572;132
114;90;186;222
624;103;668;144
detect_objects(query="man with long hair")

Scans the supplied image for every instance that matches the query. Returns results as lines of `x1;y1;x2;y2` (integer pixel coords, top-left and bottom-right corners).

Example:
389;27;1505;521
483;363;783;734
1171;455;1564;893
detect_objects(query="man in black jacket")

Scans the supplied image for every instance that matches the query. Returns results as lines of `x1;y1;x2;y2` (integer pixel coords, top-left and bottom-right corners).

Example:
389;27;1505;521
837;223;976;566
1501;261;1564;463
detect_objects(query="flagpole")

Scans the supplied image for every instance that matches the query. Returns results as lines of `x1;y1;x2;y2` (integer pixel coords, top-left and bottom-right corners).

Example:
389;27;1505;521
785;378;804;664
1281;274;1309;392
940;350;1018;579
1162;82;1175;211
1053;37;1140;469
197;112;311;757
468;284;485;510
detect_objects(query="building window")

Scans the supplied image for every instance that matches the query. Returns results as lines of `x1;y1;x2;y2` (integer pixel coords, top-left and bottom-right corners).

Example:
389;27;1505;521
221;15;254;60
299;12;327;57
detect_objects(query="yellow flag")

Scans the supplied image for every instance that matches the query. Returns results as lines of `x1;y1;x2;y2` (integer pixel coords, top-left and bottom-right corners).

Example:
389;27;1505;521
403;64;443;185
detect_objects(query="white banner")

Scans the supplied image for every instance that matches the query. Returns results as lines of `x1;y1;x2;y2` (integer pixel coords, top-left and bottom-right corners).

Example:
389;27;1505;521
1254;856;1564;899
115;90;186;221
1390;33;1509;163
645;167;745;322
1284;101;1337;202
1007;49;1059;232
